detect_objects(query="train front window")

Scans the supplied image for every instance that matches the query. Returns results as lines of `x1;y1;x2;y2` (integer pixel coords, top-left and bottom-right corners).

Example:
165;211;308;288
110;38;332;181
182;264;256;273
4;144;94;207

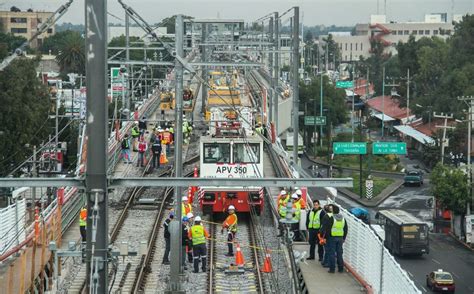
233;143;260;163
203;143;231;163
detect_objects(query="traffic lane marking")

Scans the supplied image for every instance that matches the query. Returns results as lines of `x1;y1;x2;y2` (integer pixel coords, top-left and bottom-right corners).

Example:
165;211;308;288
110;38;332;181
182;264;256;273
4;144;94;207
431;258;441;265
420;286;427;293
407;271;414;278
451;272;460;279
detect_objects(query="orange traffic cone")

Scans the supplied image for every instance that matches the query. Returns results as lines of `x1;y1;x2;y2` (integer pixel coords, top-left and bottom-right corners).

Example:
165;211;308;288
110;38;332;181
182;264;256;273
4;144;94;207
235;243;244;266
261;250;273;273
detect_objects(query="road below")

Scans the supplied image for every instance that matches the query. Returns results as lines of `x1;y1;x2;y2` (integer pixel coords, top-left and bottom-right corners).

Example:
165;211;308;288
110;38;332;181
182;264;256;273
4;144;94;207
300;155;474;293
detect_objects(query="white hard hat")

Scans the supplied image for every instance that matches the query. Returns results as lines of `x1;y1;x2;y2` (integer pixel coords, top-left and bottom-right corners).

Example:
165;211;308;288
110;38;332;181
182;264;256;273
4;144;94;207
280;190;287;195
194;216;202;222
165;128;169;131
291;193;298;199
296;189;302;196
186;212;194;218
228;205;235;210
134;121;138;124
182;196;188;201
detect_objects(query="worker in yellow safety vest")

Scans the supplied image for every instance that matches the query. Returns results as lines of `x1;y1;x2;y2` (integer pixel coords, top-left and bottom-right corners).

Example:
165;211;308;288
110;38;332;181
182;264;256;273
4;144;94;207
277;189;289;215
322;205;347;273
79;207;87;242
182;196;193;216
221;205;238;257
188;216;209;273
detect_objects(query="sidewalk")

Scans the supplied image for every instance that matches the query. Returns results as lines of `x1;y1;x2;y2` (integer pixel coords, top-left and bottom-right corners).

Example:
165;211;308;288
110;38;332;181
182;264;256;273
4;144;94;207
293;244;366;294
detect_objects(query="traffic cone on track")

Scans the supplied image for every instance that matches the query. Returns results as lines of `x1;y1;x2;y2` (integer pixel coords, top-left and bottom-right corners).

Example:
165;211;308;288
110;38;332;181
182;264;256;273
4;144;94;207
261;250;273;273
235;243;244;266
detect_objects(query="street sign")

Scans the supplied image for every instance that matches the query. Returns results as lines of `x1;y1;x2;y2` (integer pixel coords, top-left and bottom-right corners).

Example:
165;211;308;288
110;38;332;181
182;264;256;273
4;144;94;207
336;80;354;89
333;142;367;155
111;67;127;97
304;116;326;126
372;142;407;155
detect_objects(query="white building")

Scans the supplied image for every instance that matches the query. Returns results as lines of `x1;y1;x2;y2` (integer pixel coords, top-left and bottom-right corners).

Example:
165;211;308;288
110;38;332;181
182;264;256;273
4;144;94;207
326;13;464;62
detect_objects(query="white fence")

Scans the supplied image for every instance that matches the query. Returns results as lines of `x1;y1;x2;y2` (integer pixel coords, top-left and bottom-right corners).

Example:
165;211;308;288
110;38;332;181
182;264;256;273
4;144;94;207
329;199;421;294
0;198;26;255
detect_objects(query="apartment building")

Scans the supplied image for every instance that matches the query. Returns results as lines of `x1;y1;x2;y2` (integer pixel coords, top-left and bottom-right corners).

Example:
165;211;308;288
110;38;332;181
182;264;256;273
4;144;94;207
0;9;54;48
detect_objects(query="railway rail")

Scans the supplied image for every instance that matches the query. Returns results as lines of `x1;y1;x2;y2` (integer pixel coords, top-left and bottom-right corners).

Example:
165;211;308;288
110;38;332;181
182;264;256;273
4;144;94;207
207;216;265;294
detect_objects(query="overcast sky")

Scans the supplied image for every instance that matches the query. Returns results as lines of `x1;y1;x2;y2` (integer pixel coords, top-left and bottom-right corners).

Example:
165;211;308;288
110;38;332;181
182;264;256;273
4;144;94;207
1;0;473;26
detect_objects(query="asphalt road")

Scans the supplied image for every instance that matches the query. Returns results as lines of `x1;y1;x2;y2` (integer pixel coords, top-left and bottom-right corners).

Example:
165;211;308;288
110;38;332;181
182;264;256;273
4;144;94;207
301;156;474;293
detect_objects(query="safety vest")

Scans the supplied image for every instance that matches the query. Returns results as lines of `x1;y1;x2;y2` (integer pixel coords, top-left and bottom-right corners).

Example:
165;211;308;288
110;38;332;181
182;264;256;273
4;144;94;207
223;213;238;233
162;132;171;144
79;208;87;227
331;218;345;237
182;203;192;216
255;126;263;134
308;209;322;229
297;197;306;209
277;194;289;211
138;142;147;153
131;126;140;137
190;225;206;245
293;202;301;221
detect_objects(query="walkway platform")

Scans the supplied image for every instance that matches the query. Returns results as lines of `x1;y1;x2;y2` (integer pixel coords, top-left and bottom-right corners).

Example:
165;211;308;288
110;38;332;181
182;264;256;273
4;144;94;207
293;244;364;294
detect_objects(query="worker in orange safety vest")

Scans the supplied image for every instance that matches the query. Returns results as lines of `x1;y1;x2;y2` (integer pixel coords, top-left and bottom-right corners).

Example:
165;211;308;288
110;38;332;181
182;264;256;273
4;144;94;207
221;205;238;257
182;196;193;216
79;206;87;242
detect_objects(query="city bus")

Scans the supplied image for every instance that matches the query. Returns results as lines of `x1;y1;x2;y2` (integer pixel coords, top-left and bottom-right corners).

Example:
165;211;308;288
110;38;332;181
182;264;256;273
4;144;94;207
376;209;430;256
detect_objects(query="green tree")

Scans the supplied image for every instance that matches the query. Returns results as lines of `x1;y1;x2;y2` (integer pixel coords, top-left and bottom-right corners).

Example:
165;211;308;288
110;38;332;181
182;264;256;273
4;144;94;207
0;33;26;59
55;31;85;75
299;75;348;144
431;163;469;214
0;58;51;175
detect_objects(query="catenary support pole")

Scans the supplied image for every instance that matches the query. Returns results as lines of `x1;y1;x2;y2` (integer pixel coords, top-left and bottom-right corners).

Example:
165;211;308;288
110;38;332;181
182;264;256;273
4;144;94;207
291;7;300;165
85;0;108;292
125;12;130;112
201;23;207;115
273;12;280;135
169;14;185;293
268;17;274;125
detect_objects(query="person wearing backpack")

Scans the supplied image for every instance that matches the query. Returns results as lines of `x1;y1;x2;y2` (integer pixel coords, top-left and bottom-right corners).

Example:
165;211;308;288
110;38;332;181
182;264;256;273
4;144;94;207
120;134;132;164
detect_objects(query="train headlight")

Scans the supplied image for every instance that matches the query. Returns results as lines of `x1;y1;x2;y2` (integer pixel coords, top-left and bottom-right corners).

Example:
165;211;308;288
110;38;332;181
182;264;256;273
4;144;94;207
249;192;260;202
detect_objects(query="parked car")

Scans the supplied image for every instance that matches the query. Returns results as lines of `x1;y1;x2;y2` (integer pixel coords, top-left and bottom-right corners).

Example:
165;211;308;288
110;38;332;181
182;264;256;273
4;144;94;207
404;170;423;186
426;269;455;292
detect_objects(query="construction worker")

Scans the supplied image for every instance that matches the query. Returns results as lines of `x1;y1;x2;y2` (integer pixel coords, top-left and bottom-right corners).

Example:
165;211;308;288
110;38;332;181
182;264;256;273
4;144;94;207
162;128;172;153
221;205;238;257
277;189;289;213
255;123;263;135
151;138;162;169
162;210;174;264
186;212;195;262
290;194;302;240
182;217;190;270
295;189;306;209
186;212;194;225
188;216;209;273
138;116;147;135
120;134;132;164
322;205;347;273
79;206;87;242
321;204;334;268
131;122;140;151
306;199;325;261
137;137;148;167
182;196;193;216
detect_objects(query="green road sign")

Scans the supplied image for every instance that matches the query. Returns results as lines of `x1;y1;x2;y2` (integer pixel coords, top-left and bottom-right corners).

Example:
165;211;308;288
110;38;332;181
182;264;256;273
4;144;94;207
336;80;354;89
372;142;407;155
333;142;367;155
304;116;326;126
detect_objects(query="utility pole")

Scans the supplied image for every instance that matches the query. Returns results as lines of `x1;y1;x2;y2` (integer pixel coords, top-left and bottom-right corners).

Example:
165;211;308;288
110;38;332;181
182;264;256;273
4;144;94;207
434;112;454;164
351;65;355;142
406;68;410;124
291;7;300;165
458;96;474;216
381;66;385;138
85;0;108;292
169;14;185;293
32;145;37;216
273;12;280;135
319;72;323;149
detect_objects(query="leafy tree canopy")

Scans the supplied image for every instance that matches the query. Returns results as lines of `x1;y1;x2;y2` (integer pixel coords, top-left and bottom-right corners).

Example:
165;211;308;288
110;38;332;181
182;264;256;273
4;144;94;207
431;163;469;214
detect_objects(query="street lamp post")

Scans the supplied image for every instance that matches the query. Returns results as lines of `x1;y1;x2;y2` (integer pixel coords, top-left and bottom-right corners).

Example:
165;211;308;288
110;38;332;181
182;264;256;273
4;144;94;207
382;66;385;138
319;72;323;149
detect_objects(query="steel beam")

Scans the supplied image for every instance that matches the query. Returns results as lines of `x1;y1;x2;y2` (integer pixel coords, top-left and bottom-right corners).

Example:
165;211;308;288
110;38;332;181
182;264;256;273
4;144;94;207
0;177;353;188
291;7;300;165
109;177;353;188
108;60;264;68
